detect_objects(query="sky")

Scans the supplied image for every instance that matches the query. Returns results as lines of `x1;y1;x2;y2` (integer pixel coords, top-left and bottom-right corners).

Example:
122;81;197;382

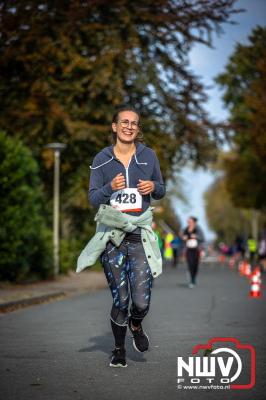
173;0;266;240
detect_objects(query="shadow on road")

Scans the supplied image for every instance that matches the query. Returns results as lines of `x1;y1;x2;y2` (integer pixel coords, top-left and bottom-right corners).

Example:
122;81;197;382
176;283;190;288
78;331;148;363
78;331;112;355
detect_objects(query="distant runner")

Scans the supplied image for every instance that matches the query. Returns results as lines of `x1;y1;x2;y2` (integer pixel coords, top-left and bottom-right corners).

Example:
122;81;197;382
182;216;204;288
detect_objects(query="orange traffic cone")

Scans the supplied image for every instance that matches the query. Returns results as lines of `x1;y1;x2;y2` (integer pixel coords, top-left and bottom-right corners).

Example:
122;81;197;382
238;261;243;274
253;266;261;281
229;257;235;269
249;273;262;298
218;254;225;263
238;260;246;276
244;262;251;278
239;260;251;277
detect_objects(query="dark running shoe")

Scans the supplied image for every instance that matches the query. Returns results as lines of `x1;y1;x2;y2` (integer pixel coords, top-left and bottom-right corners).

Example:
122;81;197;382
128;318;149;353
109;347;127;368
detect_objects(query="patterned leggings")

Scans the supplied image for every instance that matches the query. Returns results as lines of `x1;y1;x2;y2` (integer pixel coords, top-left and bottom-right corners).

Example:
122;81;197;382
101;239;153;326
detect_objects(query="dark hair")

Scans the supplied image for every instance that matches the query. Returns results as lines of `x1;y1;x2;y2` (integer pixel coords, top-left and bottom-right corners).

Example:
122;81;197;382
189;216;198;223
110;105;144;144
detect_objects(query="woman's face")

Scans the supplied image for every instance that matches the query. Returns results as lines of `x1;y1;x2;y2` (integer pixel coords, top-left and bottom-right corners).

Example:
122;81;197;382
188;218;196;229
112;111;140;144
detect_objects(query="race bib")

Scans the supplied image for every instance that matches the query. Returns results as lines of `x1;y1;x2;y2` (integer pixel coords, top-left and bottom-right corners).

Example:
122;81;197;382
110;188;142;212
187;238;198;248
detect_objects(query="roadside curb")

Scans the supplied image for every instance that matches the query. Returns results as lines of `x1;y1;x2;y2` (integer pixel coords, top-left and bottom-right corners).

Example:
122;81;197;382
0;270;108;314
0;291;66;314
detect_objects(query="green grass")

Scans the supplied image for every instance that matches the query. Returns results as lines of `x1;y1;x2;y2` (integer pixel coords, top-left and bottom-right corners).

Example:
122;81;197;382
89;260;103;272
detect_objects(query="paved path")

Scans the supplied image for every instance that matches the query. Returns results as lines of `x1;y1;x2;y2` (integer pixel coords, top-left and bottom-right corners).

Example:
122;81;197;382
0;270;106;312
0;262;265;400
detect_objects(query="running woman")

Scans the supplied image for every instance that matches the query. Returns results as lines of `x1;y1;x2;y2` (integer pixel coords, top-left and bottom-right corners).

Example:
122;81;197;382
182;217;204;288
77;106;165;367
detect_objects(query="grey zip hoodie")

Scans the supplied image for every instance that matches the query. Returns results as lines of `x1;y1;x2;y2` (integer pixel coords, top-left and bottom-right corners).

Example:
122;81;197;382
89;142;165;216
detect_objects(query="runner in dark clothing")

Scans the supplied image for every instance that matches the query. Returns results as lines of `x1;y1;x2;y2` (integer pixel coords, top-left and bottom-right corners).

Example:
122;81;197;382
88;106;165;367
182;217;204;288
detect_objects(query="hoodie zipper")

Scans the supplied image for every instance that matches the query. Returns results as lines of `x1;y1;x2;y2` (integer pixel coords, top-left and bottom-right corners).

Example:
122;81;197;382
125;157;132;188
121;153;147;187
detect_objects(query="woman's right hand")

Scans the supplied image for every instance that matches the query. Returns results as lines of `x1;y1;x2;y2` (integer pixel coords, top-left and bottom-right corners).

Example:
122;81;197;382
111;173;126;191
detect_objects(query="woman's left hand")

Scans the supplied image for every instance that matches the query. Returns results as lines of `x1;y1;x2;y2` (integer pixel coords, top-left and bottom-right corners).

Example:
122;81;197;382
137;179;155;195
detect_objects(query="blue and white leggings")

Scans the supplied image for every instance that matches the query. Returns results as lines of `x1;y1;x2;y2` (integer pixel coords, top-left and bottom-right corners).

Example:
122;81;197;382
101;238;153;327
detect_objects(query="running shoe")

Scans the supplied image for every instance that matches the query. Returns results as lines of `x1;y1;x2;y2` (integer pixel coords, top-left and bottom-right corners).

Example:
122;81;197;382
109;347;127;368
128;317;149;353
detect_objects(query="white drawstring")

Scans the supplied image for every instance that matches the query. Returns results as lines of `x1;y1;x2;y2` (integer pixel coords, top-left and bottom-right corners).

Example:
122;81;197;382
90;157;114;169
134;154;147;165
90;154;147;170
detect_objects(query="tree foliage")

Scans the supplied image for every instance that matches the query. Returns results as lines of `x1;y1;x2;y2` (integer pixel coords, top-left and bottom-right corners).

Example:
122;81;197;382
154;196;181;235
0;132;52;281
215;26;266;210
204;175;250;244
0;0;239;242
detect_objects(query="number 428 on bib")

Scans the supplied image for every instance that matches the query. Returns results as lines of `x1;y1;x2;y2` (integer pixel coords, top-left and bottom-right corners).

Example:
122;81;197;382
110;188;142;212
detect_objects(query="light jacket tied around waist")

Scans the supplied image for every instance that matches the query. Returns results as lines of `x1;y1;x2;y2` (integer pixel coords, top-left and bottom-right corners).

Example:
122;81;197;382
76;204;162;278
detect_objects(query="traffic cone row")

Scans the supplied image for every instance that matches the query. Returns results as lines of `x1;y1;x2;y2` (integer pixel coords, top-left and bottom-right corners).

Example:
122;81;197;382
236;260;262;298
219;252;263;298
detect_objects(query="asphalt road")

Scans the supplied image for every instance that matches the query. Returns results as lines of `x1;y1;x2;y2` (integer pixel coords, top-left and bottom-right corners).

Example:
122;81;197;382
1;261;266;400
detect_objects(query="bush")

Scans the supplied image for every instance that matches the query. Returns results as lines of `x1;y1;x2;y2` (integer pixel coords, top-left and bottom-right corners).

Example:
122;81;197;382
0;132;53;281
60;238;82;274
60;234;103;274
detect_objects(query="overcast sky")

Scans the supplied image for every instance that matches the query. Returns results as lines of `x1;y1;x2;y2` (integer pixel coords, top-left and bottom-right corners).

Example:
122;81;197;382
173;0;266;240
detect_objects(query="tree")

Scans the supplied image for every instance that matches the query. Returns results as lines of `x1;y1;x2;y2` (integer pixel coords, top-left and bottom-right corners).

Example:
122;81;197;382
215;26;266;210
0;132;52;281
154;197;181;235
204;176;250;244
0;0;239;241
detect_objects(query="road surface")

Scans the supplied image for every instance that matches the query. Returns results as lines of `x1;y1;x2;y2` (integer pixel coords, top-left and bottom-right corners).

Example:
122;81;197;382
0;261;265;400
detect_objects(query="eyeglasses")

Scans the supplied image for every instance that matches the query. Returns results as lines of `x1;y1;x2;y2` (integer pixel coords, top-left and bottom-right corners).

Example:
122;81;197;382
119;120;139;130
